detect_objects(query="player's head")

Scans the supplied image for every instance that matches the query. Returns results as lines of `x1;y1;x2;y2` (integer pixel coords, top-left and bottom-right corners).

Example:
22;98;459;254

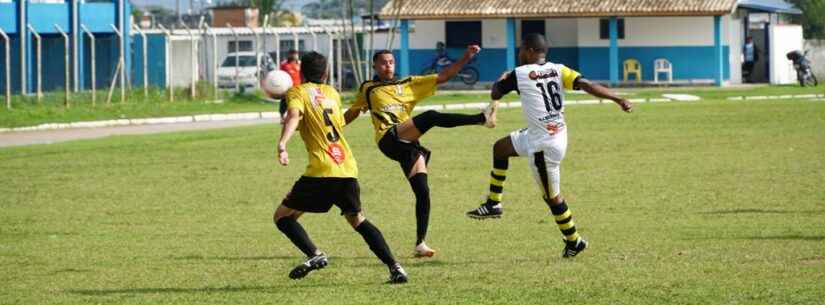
519;33;548;65
373;50;395;81
288;49;300;62
300;51;328;83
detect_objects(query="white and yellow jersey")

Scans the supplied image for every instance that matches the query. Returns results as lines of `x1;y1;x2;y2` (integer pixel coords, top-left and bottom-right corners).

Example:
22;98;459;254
496;62;581;138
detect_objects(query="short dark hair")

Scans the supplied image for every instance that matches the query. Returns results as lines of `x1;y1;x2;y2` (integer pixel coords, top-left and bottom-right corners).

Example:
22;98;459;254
522;33;548;52
372;50;394;62
288;49;299;55
301;51;327;84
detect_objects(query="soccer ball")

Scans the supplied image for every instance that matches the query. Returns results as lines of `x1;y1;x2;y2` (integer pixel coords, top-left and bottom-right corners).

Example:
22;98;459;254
262;70;294;98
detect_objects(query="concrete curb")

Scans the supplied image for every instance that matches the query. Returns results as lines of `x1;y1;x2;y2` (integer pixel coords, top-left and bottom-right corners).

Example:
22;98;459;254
1;96;695;134
727;94;825;101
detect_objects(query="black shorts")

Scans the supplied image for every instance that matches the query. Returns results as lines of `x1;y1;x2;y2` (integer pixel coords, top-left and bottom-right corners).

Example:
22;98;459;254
282;177;362;215
378;126;431;175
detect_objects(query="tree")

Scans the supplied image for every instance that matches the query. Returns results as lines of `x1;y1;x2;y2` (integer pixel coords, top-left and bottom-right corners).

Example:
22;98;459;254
788;0;825;39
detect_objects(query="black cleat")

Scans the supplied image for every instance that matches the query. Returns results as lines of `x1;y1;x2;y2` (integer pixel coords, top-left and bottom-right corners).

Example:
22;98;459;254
288;253;328;279
387;264;408;284
466;202;503;219
562;237;588;258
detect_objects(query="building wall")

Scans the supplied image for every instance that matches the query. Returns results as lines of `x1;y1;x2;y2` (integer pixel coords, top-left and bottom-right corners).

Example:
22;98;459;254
374;16;733;83
769;24;804;84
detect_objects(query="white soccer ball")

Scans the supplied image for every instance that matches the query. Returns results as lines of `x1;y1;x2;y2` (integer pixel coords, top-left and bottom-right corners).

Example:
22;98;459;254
262;70;294;98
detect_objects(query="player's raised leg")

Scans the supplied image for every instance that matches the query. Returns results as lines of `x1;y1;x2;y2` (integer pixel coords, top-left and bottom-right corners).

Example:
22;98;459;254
396;101;498;142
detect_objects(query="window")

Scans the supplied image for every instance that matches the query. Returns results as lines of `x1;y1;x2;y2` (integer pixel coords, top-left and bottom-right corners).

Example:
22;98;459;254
278;40;305;62
599;18;625;40
227;40;253;53
445;21;482;47
221;55;258;67
521;20;546;41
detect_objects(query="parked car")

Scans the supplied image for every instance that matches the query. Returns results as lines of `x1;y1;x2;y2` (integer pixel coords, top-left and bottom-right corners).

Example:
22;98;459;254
217;52;274;91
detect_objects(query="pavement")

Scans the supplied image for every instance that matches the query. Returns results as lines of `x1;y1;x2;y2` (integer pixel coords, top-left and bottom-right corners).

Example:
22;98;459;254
0;119;275;148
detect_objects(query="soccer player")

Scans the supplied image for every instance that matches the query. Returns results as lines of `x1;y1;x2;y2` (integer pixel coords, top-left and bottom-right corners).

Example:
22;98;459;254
344;45;498;258
465;34;633;258
275;51;408;283
278;50;302;117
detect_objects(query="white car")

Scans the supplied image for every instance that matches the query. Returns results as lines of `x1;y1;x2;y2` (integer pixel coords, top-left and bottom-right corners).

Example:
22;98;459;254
217;52;274;90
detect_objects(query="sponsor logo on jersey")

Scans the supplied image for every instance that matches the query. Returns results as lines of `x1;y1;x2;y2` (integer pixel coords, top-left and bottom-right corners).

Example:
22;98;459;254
326;143;346;165
528;69;559;80
380;103;405;113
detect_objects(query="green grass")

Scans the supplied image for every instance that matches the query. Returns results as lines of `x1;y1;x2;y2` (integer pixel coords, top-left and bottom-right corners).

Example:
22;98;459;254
2;97;825;304
2;84;822;128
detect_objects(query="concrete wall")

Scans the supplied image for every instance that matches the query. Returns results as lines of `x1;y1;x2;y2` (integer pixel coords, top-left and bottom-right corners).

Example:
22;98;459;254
804;40;825;81
769;25;804;84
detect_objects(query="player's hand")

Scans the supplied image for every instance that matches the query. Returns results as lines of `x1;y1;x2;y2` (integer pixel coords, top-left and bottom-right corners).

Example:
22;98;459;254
617;98;633;113
464;45;481;59
278;146;289;166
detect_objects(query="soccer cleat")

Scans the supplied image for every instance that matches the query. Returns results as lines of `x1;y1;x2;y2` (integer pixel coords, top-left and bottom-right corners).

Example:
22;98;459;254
387;264;409;284
288;252;328;279
562;237;588;258
483;100;499;128
466;202;503;219
413;242;436;258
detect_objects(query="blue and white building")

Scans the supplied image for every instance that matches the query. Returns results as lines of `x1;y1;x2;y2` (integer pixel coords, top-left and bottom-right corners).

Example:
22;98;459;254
374;0;804;86
0;0;131;94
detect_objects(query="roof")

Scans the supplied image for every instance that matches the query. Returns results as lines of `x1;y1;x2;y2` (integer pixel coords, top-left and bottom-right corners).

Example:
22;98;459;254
379;0;740;19
738;0;802;14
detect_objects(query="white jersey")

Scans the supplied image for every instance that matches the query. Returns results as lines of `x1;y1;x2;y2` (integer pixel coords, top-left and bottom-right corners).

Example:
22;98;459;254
496;62;581;139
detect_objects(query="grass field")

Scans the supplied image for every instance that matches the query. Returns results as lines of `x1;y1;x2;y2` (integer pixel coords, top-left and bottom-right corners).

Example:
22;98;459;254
1;98;825;304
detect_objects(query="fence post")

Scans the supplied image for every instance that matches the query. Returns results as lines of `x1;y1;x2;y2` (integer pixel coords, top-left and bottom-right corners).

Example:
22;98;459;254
0;29;10;109
110;24;125;103
81;25;96;107
158;24;174;102
27;25;42;103
55;24;71;108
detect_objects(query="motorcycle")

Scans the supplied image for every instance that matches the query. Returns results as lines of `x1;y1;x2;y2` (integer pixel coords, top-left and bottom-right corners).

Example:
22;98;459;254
421;46;480;85
786;50;818;87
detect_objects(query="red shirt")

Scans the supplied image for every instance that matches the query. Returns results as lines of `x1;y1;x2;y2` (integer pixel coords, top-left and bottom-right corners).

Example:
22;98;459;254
280;61;302;86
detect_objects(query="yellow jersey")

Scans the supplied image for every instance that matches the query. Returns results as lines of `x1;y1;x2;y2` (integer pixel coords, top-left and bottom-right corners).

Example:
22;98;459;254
349;74;438;142
286;83;358;178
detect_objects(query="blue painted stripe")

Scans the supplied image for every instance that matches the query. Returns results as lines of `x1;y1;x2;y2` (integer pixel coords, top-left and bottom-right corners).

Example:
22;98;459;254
395;46;730;83
28;3;71;34
0;3;17;33
400;19;410;78
80;2;117;33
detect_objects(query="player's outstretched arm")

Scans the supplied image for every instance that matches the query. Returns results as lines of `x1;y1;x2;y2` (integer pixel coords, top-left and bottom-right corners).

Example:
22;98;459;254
277;108;302;166
344;106;361;126
436;45;481;84
576;78;633;113
491;71;513;100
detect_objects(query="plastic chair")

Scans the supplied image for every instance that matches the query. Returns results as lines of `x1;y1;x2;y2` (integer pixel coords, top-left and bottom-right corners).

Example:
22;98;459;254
654;58;673;83
623;59;642;82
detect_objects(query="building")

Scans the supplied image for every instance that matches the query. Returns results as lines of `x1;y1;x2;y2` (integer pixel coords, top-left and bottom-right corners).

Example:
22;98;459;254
374;0;803;86
0;0;131;94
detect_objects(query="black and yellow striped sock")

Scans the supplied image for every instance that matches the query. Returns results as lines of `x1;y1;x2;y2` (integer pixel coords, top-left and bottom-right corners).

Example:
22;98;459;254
548;201;580;242
487;158;509;205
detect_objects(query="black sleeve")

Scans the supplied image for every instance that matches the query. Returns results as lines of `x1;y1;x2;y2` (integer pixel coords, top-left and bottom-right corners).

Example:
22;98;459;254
494;71;519;96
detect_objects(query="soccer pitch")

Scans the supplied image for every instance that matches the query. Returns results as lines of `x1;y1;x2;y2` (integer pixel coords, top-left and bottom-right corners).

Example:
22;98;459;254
1;99;824;304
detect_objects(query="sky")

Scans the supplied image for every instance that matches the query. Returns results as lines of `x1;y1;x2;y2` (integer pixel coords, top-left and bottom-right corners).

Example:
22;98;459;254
132;0;313;12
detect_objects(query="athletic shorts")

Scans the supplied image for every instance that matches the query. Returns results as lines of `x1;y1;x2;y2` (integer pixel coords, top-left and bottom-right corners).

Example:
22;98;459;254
378;126;431;175
282;176;362;215
509;128;568;199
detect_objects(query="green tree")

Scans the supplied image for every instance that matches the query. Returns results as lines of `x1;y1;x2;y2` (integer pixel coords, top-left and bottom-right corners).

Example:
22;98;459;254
788;0;825;39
